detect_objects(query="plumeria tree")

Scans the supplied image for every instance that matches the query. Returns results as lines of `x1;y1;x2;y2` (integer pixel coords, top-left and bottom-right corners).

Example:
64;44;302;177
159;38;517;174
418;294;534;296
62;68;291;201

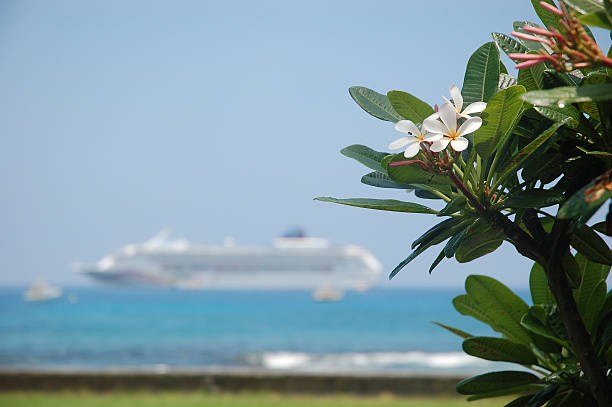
317;1;612;406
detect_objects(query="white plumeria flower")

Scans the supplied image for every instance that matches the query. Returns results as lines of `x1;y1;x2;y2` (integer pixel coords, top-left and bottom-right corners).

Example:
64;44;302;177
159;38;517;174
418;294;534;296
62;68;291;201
388;120;442;158
423;103;482;153
439;85;487;119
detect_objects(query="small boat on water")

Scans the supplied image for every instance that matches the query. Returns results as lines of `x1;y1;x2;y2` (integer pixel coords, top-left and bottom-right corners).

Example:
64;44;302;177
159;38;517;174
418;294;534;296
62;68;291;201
23;280;62;302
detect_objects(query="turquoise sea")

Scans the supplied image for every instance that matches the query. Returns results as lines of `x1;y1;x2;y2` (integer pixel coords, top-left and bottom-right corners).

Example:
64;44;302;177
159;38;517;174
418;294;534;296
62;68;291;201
0;287;523;374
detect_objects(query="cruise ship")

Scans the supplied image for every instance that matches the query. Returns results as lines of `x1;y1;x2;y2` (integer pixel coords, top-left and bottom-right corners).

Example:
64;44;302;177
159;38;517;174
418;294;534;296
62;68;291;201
75;230;382;293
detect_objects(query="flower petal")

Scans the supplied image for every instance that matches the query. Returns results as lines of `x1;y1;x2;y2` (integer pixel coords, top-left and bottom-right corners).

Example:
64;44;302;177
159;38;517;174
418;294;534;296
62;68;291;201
462;101;487;115
422;132;443;142
450;137;469;152
403;141;421;158
457;117;482;137
449;85;463;112
423;118;447;134
438;103;457;132
389;136;414;150
430;138;450;152
394;120;420;135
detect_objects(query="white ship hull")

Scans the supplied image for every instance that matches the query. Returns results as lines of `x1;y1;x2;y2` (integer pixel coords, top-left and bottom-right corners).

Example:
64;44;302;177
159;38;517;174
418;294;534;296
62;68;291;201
75;232;382;292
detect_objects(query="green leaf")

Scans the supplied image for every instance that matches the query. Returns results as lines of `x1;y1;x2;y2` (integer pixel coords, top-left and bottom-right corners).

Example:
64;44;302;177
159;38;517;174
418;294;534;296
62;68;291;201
571;225;612;265
384;154;453;185
503;189;565;208
390;219;470;279
513;21;553;53
360;172;412;189
521;306;571;348
341;144;389;173
496;119;569;185
531;0;563;32
348;86;402;122
558;170;612;220
412;217;464;249
575;253;611;319
455;220;504;263
529;263;555;305
525;384;559;407
467;385;543;402
432;321;473;339
456;371;540;395
504;395;537;407
582;280;607;333
578;10;612;28
437;196;466;217
461;275;532;344
462;337;537;365
473;85;526;163
444;228;466;258
428;249;446;274
492;32;528;56
517;53;546;91
561;250;582;288
575;147;612;157
565;0;606;14
533;105;580;129
314;197;437;214
522;84;612;105
462;42;501;105
387;91;434;123
498;74;518;91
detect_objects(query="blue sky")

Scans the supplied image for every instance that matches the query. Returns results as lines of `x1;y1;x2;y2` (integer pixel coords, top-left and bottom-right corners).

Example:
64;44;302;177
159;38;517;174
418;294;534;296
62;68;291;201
0;1;610;288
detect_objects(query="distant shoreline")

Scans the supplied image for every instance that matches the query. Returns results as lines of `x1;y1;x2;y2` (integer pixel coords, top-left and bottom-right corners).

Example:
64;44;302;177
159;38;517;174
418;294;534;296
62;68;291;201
0;369;465;395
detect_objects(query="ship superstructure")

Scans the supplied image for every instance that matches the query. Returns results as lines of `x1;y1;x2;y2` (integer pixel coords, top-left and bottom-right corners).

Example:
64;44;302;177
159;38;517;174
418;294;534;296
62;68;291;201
75;230;382;292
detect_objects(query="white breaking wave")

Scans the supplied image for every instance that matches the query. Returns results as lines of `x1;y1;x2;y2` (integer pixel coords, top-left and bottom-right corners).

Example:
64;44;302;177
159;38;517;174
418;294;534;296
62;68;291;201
253;351;501;373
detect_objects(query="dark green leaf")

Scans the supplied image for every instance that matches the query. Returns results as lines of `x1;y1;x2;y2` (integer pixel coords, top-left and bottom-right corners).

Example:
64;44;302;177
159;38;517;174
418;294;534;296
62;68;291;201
498;73;518;91
455;220;504;263
522;84;612;105
529;262;555;305
387;91;434;123
531;0;563;32
565;0;606;14
525;384;559;407
360;172;413;189
456;371;540;395
504;189;565;208
521;306;571;348
341;144;389;173
462;42;501;105
460;275;532;344
412;217;464;249
428;249;446;274
473;86;526;163
575;253;611;323
578;10;612;28
497;119;569;185
348;86;402;122
561;250;582;288
384;154;453;185
390;219;469;279
558;170;612;220
504;395;536;407
432;321;473;339
444;228;466;258
314;197;437;214
570;225;612;265
437;196;466;216
462;337;537;365
533;105;580;129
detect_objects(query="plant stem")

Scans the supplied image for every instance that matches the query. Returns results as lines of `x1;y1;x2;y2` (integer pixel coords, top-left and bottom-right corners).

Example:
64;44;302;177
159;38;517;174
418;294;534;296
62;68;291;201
447;171;487;214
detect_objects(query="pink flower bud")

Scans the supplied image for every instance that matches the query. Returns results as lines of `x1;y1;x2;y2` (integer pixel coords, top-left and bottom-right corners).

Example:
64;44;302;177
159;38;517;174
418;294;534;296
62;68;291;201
539;1;564;17
515;60;545;69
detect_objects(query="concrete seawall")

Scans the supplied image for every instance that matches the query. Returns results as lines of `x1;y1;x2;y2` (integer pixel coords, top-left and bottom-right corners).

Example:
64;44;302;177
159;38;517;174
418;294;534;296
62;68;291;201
0;371;465;395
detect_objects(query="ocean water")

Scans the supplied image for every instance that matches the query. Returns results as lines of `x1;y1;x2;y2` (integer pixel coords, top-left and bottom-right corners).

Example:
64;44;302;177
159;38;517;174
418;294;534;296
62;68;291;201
0;287;524;374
